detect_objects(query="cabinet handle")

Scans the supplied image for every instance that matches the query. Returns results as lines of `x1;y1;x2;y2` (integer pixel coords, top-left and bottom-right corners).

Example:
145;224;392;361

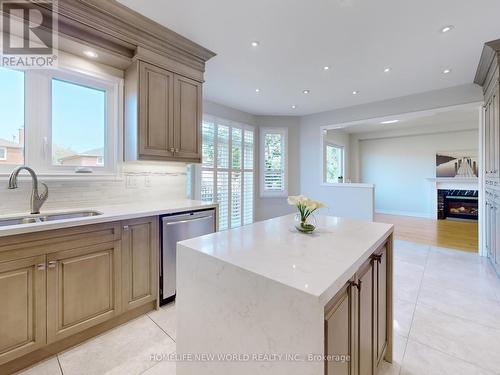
37;263;46;271
123;225;129;231
350;280;362;291
170;148;175;153
48;261;57;269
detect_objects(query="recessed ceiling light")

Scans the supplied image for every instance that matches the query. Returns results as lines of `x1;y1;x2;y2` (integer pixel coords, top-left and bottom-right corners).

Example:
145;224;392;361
352;90;359;95
442;68;452;74
384;67;391;73
302;89;310;94
251;41;260;47
441;25;454;33
255;88;261;93
380;120;399;124
83;50;98;58
323;66;330;71
291;105;297;109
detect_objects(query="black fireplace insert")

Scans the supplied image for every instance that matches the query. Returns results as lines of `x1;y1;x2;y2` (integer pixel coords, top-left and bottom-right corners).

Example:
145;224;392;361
437;189;478;221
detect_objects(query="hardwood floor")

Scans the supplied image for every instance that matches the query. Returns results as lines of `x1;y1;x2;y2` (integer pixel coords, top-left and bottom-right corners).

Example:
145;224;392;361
375;214;478;253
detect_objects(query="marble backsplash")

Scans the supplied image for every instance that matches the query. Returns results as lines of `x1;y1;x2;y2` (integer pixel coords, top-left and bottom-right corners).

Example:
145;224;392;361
0;163;189;215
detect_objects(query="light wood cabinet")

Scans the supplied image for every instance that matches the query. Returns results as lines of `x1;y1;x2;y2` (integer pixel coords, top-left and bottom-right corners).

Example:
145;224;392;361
0;217;160;371
122;217;159;311
125;59;203;163
325;282;355;375
138;61;175;159
374;248;388;366
0;256;46;364
46;241;122;343
173;74;202;161
325;240;392;375
357;260;374;375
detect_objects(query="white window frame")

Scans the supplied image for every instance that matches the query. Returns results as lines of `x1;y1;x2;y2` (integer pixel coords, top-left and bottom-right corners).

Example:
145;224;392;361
323;141;345;184
259;127;288;198
0;66;122;177
0;147;6;161
195;115;256;230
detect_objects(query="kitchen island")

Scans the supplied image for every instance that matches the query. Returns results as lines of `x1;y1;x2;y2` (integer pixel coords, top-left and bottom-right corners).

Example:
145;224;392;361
177;214;394;375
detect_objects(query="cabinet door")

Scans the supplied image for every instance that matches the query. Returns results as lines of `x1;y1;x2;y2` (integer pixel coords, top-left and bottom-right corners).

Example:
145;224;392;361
492;85;500;178
495;201;500;271
485;103;490;176
47;242;121;343
173;74;202;161
0;256;46;365
122;217;159;311
357;260;374;375
325;282;355;375
139;61;175;159
374;248;388;366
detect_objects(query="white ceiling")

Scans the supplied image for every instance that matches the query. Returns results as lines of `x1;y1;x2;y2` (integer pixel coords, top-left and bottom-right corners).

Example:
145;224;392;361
327;104;480;134
118;0;500;116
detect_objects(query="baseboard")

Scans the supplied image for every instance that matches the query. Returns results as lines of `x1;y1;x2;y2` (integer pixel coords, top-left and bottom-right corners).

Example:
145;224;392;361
375;209;433;219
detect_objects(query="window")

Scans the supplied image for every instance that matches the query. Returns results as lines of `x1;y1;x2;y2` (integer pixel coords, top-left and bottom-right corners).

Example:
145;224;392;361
324;142;344;183
52;79;106;168
0;66;119;174
198;117;255;230
260;127;288;197
0;67;24;166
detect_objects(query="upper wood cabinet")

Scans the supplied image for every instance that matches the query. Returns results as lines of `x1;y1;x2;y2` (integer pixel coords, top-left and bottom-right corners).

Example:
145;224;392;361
125;59;203;163
0;256;46;365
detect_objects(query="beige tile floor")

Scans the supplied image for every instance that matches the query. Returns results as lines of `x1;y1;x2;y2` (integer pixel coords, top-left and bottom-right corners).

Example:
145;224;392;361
18;240;500;375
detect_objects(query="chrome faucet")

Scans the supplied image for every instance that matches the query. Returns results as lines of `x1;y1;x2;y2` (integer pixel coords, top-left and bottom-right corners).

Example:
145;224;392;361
8;166;49;214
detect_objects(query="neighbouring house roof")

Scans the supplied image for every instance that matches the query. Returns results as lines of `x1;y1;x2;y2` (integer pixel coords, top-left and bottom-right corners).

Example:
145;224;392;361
58;147;104;161
0;138;22;148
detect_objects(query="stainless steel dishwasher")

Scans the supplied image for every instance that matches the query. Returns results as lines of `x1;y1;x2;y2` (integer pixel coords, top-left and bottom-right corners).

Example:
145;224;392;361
160;209;216;305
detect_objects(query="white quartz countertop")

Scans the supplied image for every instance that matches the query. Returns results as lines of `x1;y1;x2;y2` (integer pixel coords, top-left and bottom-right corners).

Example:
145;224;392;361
179;214;393;304
0;199;217;238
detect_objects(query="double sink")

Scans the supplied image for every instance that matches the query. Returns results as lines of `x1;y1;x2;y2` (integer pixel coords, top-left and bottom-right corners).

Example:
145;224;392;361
0;211;102;228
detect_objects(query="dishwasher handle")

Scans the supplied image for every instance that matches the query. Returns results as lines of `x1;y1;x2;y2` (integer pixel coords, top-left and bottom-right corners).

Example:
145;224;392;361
163;215;213;226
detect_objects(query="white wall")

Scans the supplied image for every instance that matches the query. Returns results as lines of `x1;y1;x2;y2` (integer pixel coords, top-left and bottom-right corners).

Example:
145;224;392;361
300;84;482;218
357;126;478;217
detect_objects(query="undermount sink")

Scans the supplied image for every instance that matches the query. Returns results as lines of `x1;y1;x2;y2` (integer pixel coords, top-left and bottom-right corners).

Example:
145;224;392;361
0;211;102;228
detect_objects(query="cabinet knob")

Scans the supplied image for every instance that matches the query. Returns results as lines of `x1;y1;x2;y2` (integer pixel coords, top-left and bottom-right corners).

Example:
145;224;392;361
37;263;46;271
170;148;175;153
48;261;57;269
175;148;179;153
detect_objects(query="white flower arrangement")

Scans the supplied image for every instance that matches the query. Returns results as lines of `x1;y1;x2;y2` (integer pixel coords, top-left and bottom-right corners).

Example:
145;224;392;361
288;195;325;232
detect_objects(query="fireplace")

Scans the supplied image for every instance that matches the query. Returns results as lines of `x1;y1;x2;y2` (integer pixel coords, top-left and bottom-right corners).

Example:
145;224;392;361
437;190;478;221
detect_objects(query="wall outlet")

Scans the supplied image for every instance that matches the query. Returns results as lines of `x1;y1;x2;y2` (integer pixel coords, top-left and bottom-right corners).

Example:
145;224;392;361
126;175;138;189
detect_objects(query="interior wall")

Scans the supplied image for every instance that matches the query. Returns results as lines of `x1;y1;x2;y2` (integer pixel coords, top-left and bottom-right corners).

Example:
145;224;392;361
300;84;482;200
356;125;479;217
